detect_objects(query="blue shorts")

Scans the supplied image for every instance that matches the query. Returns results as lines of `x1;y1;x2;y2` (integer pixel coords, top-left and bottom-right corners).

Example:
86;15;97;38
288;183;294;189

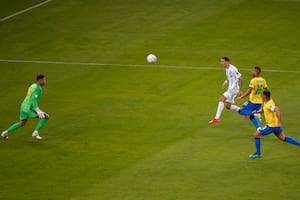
242;101;261;112
259;126;283;136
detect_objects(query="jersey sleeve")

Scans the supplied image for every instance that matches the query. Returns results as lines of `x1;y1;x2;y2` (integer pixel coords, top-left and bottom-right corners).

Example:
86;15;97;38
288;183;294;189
234;68;242;79
264;80;268;89
249;79;255;88
270;105;275;112
268;101;276;112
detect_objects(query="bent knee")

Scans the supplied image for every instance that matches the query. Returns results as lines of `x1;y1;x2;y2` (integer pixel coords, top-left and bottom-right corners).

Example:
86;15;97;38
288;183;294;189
219;96;226;102
20;121;27;126
279;135;286;141
254;132;261;138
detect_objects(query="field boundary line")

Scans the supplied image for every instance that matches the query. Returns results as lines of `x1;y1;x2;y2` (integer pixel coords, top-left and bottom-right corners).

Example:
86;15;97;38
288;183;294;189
0;0;52;22
0;59;299;73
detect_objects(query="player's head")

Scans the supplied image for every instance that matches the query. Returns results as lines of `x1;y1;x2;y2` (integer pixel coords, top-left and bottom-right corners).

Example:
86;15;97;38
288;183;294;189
220;57;230;68
36;74;46;86
262;90;271;102
252;66;261;77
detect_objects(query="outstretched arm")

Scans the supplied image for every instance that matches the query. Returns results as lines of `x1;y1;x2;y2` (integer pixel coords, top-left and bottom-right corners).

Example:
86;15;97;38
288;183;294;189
238;76;243;93
236;87;252;102
253;107;264;114
222;80;228;90
274;106;282;127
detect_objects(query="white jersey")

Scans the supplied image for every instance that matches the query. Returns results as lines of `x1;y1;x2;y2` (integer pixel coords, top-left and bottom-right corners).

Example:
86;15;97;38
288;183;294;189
226;64;242;91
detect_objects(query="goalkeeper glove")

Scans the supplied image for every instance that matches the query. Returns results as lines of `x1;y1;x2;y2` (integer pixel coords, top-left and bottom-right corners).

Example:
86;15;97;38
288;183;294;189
36;108;46;119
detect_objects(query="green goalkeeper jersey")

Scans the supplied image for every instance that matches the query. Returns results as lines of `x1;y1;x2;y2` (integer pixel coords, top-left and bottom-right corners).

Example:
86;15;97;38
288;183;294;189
21;83;42;112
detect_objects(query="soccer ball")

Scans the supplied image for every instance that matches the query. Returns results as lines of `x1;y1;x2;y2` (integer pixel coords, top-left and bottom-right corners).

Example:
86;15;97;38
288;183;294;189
147;54;157;64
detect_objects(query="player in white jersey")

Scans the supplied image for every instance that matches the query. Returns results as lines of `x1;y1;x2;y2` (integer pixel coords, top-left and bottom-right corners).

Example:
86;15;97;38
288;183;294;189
209;57;243;124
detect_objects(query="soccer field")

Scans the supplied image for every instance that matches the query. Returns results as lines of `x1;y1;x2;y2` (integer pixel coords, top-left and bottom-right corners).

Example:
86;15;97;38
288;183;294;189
1;0;300;199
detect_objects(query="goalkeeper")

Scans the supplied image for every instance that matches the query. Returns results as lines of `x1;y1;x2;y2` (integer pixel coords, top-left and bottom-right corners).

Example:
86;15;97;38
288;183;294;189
1;75;49;140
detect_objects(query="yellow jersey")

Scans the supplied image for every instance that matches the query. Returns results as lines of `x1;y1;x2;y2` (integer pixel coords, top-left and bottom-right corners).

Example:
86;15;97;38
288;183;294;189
249;77;267;104
263;99;279;127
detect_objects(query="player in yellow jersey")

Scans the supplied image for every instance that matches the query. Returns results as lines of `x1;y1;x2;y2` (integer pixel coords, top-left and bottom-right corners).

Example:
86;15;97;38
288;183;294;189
236;66;269;129
249;91;300;159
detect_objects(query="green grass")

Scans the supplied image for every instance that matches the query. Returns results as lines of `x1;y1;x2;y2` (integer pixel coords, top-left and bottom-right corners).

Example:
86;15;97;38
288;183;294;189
1;0;300;199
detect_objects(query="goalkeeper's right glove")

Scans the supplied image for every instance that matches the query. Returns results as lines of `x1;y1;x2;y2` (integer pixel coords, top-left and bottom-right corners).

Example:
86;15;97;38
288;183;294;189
36;108;45;119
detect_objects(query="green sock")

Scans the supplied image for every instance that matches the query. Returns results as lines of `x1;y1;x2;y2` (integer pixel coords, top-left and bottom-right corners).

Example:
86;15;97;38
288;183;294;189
35;118;48;132
7;122;22;133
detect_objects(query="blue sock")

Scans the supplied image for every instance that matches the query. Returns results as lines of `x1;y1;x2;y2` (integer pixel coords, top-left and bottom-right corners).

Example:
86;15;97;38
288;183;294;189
250;116;260;129
255;138;261;155
285;136;300;147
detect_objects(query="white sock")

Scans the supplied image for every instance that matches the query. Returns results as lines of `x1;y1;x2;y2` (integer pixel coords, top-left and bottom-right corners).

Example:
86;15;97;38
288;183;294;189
215;101;224;119
230;105;240;112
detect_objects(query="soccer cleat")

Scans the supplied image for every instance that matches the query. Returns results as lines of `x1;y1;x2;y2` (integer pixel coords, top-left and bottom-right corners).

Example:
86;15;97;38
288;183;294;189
249;153;261;159
208;118;221;124
32;131;43;140
1;131;8;140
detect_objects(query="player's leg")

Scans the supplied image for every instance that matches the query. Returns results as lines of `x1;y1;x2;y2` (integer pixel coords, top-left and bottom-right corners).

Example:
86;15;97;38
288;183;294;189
249;116;260;129
239;102;260;129
249;126;273;158
34;114;49;133
32;112;49;140
209;95;226;124
225;90;240;111
209;90;241;124
226;101;240;112
275;129;300;147
1;110;29;139
216;95;226;118
249;131;262;159
252;103;262;123
239;102;254;116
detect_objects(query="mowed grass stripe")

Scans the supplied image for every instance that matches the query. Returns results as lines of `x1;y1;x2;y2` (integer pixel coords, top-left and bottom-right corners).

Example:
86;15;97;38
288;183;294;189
1;59;300;73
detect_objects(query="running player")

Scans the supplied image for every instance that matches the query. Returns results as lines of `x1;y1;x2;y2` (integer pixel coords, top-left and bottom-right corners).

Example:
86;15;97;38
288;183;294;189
236;66;269;129
1;75;49;140
209;57;242;124
249;91;300;159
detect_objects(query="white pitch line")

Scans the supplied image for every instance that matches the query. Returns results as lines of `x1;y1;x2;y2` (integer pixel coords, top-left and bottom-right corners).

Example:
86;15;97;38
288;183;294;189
0;59;299;73
0;0;52;22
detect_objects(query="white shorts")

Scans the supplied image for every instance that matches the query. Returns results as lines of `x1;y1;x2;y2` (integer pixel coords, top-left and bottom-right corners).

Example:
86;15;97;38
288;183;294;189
223;90;239;103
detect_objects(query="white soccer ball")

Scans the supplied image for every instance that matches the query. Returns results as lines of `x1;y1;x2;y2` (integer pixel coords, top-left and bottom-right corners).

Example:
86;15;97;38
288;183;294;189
147;54;157;64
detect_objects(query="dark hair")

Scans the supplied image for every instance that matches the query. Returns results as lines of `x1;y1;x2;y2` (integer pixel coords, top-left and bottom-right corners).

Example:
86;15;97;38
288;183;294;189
263;90;271;98
221;57;230;62
254;66;261;74
36;74;45;81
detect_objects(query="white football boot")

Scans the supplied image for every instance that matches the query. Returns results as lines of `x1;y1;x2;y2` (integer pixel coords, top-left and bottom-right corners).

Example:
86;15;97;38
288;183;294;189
1;131;8;139
32;131;43;140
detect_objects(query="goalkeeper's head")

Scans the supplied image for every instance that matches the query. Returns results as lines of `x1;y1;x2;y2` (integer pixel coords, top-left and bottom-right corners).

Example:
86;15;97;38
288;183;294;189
36;74;46;86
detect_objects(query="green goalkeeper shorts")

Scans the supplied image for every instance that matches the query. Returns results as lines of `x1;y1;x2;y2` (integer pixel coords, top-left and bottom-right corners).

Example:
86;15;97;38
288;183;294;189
19;106;38;120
